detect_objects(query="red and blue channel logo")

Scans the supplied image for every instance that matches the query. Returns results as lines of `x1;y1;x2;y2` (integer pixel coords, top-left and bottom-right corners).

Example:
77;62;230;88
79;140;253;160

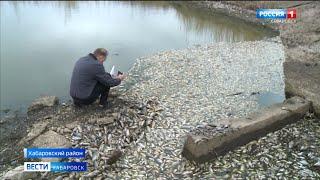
256;9;296;19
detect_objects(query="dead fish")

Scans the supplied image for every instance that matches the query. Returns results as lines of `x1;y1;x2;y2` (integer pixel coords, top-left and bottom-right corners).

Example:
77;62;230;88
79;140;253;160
80;142;90;146
151;121;156;128
72;136;82;141
82;170;100;178
92;150;99;162
125;128;130;137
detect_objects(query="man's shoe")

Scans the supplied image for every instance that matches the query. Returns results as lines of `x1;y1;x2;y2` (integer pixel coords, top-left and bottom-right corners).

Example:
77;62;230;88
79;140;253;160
99;102;112;109
73;102;83;108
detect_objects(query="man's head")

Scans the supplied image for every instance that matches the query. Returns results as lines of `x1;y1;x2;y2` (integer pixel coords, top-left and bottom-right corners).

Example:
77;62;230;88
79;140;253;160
93;48;108;64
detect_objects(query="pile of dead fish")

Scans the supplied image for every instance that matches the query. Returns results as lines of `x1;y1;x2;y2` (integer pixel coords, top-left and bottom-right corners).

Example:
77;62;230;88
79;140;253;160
73;98;162;178
92;38;318;179
37;38;319;179
40;93;163;179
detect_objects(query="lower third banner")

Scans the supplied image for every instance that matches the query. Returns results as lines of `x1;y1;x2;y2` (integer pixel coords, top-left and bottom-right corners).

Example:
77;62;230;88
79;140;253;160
24;162;87;172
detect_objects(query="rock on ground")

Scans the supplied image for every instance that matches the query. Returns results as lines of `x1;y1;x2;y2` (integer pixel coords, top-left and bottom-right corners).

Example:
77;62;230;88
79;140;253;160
31;130;71;162
65;121;79;129
25;121;49;141
2;165;39;180
27;96;59;113
32;130;71;148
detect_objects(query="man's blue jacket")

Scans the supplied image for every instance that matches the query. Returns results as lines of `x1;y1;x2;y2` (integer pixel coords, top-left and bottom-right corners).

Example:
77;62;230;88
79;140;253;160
70;53;121;99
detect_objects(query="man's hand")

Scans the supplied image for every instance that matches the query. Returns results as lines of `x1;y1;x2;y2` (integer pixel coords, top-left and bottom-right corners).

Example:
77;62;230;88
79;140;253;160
116;74;126;81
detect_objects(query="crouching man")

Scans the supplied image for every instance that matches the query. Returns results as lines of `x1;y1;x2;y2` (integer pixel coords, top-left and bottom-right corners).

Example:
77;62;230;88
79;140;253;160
70;48;126;108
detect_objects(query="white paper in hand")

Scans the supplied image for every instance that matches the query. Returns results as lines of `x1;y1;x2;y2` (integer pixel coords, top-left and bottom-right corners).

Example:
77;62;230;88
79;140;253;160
110;65;117;77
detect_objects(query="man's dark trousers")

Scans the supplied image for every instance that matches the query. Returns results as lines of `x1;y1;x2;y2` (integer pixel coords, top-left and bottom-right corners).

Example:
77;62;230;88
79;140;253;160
72;82;110;106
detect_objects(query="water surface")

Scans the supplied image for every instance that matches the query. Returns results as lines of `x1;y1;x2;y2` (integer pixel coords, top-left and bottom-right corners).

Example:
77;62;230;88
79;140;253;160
257;91;285;107
0;1;277;111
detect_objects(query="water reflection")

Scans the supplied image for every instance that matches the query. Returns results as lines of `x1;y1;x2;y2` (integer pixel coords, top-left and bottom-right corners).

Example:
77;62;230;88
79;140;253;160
8;1;21;22
7;1;275;41
7;1;80;25
1;1;277;111
57;1;79;25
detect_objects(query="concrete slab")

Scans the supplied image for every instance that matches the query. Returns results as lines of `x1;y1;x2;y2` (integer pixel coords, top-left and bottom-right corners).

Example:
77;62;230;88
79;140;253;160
182;96;311;163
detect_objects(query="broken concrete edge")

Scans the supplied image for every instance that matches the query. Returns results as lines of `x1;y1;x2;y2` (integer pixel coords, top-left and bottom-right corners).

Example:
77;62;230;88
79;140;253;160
27;96;59;113
182;96;311;163
285;79;320;118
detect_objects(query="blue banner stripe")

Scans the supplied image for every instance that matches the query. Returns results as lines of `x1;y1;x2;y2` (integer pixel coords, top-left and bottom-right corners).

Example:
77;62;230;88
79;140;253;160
256;9;287;19
51;162;87;172
24;148;85;158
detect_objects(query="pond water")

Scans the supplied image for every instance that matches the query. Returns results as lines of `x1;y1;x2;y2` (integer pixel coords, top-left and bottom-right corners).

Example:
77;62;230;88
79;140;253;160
0;1;277;112
257;91;285;107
